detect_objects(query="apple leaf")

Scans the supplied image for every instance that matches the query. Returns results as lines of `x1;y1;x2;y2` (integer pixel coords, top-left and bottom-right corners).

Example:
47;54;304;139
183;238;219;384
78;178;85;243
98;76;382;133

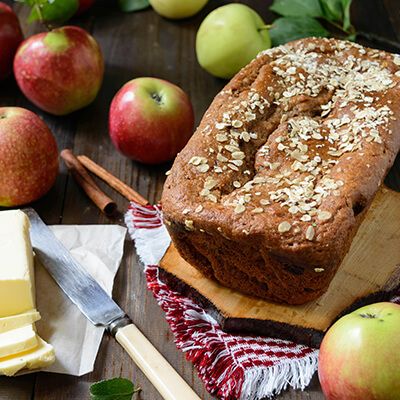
17;0;79;23
319;0;353;31
270;16;329;46
90;378;140;400
270;0;324;18
319;0;343;21
118;0;150;12
341;0;353;31
269;0;355;45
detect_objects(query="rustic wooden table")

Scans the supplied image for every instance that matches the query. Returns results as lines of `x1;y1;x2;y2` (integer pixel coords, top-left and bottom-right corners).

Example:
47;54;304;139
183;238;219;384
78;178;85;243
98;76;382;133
0;1;399;399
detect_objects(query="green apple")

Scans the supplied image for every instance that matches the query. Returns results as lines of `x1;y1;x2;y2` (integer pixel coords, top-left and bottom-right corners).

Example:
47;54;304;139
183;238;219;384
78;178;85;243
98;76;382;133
196;4;271;79
149;0;208;19
319;302;400;399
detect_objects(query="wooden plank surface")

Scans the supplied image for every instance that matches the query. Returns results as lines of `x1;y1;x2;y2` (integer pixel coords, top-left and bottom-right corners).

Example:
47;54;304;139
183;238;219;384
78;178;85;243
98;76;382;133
0;0;399;399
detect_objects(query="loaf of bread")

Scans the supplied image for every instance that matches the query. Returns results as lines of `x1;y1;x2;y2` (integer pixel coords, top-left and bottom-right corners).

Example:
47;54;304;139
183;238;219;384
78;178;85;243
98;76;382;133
161;38;400;305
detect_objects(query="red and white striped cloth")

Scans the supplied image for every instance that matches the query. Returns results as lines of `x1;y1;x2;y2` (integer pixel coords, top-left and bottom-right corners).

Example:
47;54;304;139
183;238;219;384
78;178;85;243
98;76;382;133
125;202;400;400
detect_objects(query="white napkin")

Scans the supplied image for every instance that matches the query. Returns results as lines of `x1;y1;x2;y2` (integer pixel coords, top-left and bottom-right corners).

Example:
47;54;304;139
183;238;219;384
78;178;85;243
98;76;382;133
34;224;127;376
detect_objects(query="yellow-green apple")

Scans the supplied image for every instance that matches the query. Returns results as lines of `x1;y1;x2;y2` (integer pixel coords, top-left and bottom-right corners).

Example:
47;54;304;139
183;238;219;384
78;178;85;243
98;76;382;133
109;77;194;164
318;302;400;400
196;4;271;79
76;0;95;15
0;2;23;80
149;0;208;19
0;107;59;206
13;26;104;116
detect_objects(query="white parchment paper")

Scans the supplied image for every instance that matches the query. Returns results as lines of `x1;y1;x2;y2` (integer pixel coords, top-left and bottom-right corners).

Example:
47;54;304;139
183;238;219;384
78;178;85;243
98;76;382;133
34;224;127;376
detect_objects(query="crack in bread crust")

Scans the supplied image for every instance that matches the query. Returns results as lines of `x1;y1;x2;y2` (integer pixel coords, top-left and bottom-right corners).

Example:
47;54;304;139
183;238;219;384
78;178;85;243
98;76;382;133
162;38;400;305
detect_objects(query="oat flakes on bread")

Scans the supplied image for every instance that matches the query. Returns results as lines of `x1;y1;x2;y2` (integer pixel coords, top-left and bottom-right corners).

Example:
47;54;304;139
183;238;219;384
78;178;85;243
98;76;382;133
162;37;400;305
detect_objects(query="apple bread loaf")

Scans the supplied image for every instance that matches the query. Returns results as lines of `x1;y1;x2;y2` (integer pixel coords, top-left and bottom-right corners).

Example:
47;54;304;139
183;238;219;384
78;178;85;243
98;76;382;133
161;38;400;305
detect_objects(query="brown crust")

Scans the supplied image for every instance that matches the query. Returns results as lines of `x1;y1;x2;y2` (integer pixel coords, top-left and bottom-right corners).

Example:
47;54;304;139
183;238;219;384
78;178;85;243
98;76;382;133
162;38;400;305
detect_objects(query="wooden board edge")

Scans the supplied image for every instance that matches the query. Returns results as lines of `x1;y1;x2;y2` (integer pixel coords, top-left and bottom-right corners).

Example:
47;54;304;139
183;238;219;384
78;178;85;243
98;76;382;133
158;267;324;347
158;265;400;348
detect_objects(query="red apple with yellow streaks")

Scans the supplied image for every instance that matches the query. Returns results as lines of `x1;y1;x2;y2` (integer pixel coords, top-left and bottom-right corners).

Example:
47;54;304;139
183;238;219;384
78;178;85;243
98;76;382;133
318;302;400;400
0;2;23;80
109;78;194;164
14;26;104;116
0;107;59;206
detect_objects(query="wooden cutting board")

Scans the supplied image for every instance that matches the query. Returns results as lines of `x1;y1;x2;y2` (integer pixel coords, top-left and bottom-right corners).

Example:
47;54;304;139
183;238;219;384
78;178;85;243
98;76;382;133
159;187;400;347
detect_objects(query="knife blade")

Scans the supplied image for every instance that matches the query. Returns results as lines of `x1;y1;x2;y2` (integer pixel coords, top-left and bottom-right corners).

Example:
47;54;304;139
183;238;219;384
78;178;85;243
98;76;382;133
24;208;126;328
24;208;200;400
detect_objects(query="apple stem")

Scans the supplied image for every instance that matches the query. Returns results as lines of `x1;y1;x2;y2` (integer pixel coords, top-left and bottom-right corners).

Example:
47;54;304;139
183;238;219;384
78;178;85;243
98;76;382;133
34;4;52;32
258;25;272;32
34;4;44;22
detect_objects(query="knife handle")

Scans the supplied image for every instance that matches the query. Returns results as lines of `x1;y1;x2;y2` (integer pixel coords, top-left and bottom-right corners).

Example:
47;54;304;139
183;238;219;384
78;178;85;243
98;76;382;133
116;323;201;400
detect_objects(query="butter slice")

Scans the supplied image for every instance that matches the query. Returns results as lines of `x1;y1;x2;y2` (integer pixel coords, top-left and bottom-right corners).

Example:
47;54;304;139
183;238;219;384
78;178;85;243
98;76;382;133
0;325;38;358
0;311;41;334
0;337;55;377
0;210;36;318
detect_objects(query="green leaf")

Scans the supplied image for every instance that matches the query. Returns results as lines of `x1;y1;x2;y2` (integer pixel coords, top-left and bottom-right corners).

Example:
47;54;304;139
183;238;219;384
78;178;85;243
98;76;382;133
270;16;329;46
319;0;343;21
320;0;353;31
270;0;324;18
346;33;356;41
341;0;352;31
90;378;139;400
25;0;79;23
118;0;150;12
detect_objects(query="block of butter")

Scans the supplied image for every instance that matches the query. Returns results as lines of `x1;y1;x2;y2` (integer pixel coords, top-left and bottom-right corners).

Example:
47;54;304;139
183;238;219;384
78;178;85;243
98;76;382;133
0;337;55;377
0;310;41;334
0;325;38;358
0;209;55;376
0;210;36;318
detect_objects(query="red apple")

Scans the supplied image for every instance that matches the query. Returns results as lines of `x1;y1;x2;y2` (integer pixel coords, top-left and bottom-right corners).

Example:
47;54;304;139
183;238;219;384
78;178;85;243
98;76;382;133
76;0;95;15
14;26;104;116
0;107;59;206
0;2;23;80
318;302;400;400
109;77;194;164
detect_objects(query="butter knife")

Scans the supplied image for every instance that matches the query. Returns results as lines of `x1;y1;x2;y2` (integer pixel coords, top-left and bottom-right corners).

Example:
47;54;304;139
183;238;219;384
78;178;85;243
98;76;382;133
24;208;200;400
